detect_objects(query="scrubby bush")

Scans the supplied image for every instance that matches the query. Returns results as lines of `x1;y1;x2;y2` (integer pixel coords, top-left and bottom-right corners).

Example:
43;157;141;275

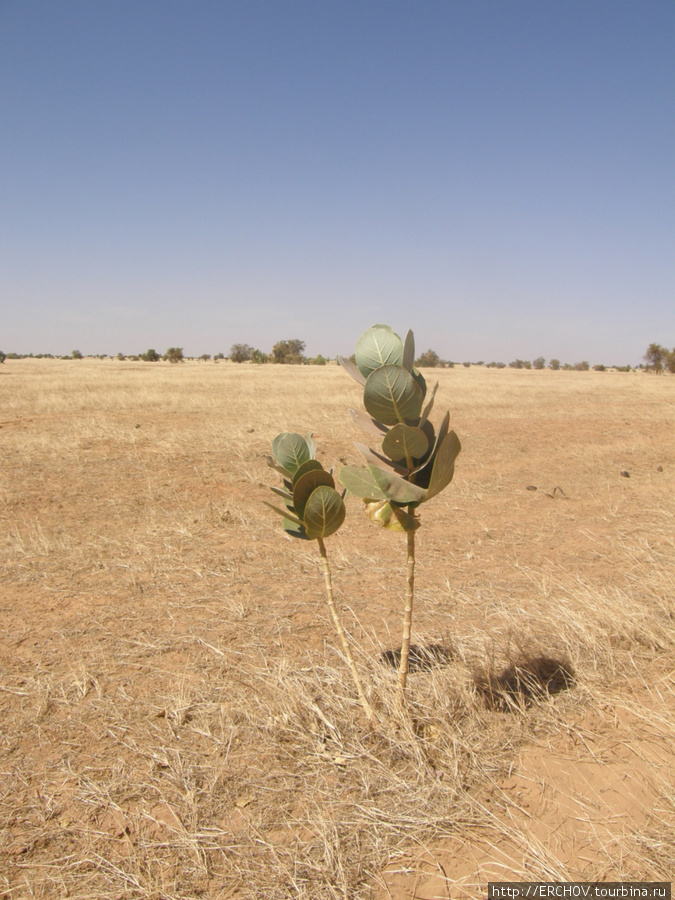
415;349;440;367
71;350;83;360
140;349;161;362
533;356;546;370
230;343;253;363
165;347;184;363
549;359;560;370
272;339;305;364
251;349;269;364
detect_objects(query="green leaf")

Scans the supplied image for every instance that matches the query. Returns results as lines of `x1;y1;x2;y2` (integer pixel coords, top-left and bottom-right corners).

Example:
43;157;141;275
364;365;423;426
339;465;389;501
424;431;462;501
303;486;346;539
402;330;415;373
368;465;427;504
272;433;312;475
283;517;311;540
364;499;420;532
412;366;427;402
337;356;367;385
263;500;303;527
292;459;324;485
354;442;407;476
381;423;429;463
354;325;403;379
304;433;317;459
264;454;293;480
293;468;335;519
348;408;389;438
268;485;294;505
418;381;439;428
411;410;450;479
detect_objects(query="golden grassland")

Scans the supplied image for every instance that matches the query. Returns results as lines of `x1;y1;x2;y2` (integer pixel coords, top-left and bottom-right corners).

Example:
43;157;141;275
0;359;673;898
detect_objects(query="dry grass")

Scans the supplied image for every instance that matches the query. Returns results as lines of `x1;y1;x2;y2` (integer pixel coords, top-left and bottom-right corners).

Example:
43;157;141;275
0;359;673;898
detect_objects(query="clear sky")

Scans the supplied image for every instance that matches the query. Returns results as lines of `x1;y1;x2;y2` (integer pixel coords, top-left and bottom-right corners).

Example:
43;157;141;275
2;1;673;364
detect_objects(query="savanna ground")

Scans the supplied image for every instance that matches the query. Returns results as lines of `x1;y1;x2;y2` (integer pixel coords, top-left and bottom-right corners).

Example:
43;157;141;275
0;359;673;899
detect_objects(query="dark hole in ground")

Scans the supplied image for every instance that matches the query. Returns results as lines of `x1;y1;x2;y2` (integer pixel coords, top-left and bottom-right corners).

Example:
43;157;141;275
379;643;453;673
475;655;575;711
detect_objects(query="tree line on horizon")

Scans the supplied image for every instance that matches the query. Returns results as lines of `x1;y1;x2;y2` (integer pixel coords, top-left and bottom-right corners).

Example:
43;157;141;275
0;342;672;372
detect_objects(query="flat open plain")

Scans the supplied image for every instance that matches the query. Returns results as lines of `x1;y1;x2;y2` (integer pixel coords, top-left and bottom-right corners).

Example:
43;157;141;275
1;359;673;898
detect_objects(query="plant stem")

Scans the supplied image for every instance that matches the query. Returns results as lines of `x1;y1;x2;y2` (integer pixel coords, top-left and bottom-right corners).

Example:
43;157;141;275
316;537;374;722
396;517;416;708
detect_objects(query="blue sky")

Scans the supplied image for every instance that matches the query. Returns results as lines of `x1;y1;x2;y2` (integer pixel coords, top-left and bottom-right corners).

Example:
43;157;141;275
2;1;673;364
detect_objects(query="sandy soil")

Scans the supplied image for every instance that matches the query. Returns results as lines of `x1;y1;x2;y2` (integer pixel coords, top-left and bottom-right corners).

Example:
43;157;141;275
0;359;672;898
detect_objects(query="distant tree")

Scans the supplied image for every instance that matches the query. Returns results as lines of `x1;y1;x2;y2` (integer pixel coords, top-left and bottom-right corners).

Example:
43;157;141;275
462;361;471;367
509;359;528;369
199;353;211;361
549;358;560;370
533;356;546;370
141;348;161;362
165;347;184;363
272;339;305;364
415;349;440;367
0;351;5;364
71;349;83;359
230;343;253;363
311;354;328;365
665;349;675;374
214;352;225;360
116;353;125;361
573;361;590;371
250;349;269;364
593;364;606;371
644;343;666;373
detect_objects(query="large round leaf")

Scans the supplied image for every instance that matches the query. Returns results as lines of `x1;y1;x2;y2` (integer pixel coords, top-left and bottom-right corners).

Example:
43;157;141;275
364;365;423;426
368;465;427;504
355;325;403;379
293;469;335;519
272;433;311;476
339;465;389;500
303;486;346;539
382;423;429;463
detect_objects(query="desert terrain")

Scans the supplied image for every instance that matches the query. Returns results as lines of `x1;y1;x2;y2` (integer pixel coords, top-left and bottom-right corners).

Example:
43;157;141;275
0;359;673;898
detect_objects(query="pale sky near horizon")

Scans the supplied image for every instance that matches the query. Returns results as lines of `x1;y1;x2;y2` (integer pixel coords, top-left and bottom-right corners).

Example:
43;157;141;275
1;1;673;365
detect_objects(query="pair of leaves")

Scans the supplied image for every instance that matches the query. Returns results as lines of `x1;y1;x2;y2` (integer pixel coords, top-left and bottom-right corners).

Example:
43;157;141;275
341;326;428;428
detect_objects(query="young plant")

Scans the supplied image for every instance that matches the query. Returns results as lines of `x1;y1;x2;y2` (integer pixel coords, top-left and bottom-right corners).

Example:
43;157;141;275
264;432;374;722
338;325;461;706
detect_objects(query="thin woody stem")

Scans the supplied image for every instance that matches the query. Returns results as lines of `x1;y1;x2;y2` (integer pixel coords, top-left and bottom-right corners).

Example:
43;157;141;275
316;537;374;722
396;518;416;708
